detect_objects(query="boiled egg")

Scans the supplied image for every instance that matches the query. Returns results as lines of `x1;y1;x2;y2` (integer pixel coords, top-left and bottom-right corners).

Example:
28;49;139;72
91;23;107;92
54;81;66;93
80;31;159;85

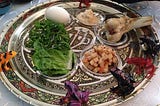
45;6;71;24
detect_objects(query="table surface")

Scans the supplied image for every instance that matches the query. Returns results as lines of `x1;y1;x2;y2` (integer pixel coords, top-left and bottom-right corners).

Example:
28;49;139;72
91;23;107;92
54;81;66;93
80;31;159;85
0;0;160;106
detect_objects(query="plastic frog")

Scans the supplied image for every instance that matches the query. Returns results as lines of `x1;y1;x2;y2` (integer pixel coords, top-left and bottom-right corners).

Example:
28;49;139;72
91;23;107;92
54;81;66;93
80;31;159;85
60;81;90;106
126;57;156;79
110;67;135;98
77;0;92;8
140;37;160;57
0;51;17;72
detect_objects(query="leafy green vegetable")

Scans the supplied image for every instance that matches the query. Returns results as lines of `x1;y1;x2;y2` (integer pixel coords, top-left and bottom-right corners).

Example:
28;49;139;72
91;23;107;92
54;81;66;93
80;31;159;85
27;19;75;77
27;19;70;50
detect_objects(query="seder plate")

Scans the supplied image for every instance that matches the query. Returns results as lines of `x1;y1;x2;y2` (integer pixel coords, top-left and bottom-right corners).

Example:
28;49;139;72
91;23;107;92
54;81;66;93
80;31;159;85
0;0;159;106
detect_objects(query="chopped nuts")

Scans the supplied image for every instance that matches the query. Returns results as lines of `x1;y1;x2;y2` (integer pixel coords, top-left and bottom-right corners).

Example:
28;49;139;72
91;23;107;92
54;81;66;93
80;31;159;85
82;45;118;74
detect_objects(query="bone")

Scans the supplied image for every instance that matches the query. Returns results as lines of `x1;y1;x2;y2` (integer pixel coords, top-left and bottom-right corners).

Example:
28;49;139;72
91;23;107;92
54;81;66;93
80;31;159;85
104;16;153;42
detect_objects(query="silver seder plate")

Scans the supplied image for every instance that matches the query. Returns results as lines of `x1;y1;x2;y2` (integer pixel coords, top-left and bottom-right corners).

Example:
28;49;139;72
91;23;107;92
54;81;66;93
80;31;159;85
0;0;159;106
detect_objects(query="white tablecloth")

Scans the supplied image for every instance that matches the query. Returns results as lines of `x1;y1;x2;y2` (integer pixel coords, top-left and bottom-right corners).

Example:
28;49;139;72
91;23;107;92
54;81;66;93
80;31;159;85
0;1;160;106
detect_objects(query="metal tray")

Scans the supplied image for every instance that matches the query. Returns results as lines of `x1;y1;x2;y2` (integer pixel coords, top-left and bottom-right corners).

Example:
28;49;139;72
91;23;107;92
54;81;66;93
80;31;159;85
0;0;159;106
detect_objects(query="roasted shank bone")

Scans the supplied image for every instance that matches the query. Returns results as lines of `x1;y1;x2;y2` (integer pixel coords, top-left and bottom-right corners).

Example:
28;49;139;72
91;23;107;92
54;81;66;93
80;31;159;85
104;16;153;42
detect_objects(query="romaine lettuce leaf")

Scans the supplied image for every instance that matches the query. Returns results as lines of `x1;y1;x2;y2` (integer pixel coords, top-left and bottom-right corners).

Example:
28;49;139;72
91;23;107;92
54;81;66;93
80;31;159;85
32;41;74;76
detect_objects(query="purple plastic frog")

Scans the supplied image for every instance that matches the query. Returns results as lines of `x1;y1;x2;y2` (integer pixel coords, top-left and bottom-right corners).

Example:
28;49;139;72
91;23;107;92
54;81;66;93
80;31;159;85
110;67;135;98
60;81;90;106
